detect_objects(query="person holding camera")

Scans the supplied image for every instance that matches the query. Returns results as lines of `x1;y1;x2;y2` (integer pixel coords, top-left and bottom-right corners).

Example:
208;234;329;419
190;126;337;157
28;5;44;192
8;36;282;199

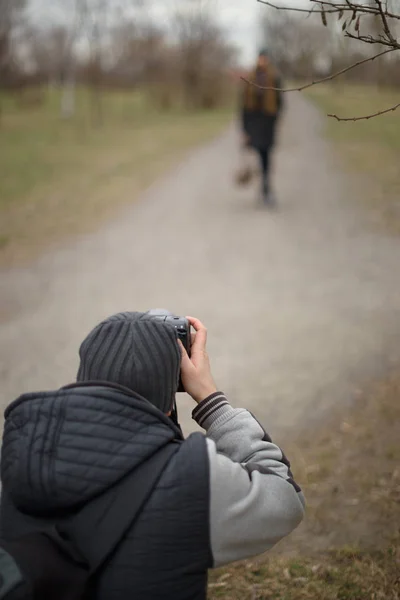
0;311;304;600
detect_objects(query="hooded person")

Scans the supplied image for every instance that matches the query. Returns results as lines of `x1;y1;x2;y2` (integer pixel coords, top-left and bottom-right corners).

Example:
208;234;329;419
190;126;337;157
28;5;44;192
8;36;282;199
0;312;305;600
77;311;181;416
241;49;284;206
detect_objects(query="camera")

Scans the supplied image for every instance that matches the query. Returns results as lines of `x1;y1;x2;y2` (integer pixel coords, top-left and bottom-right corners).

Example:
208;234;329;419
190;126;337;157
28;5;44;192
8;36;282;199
146;309;191;393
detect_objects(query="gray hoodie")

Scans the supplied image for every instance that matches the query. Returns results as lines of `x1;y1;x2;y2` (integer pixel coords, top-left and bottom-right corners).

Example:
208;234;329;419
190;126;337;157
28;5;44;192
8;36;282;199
192;392;305;566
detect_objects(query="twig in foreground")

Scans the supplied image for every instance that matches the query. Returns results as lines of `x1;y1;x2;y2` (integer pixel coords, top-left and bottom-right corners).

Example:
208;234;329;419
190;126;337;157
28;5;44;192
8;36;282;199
328;102;400;121
258;0;400;20
257;0;341;14
375;0;399;47
241;48;395;93
312;0;400;20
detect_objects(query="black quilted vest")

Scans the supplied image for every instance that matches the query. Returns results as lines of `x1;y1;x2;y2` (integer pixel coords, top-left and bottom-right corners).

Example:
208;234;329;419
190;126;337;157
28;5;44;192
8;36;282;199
0;385;212;599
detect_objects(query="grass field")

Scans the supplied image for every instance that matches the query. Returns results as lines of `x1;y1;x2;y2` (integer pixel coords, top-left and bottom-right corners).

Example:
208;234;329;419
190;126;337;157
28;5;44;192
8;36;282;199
209;548;399;600
0;87;233;265
209;372;400;599
307;83;400;234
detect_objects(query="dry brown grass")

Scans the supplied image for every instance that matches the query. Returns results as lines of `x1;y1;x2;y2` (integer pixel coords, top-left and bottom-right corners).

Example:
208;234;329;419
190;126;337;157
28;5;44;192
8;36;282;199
0;88;232;267
307;84;400;236
208;372;400;599
209;548;400;600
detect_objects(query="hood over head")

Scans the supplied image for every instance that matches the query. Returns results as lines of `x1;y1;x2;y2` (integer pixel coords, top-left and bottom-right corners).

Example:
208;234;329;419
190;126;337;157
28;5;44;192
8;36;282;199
1;384;182;516
77;312;181;415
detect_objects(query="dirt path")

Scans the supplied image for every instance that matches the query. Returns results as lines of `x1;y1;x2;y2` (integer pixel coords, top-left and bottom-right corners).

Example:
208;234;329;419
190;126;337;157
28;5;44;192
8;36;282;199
1;96;400;437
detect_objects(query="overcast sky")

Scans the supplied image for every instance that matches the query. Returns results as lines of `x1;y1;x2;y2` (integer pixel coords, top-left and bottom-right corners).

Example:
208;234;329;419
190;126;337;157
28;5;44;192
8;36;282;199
149;0;309;64
148;0;265;65
28;0;307;66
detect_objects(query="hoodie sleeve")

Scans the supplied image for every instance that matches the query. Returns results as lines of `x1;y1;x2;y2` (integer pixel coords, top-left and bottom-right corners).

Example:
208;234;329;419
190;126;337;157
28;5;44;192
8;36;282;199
192;393;305;568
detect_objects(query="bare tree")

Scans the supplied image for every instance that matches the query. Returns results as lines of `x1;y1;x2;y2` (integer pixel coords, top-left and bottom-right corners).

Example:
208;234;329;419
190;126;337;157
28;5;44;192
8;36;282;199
29;0;126;121
80;0;147;124
0;0;25;85
257;0;400;120
26;26;73;85
173;1;235;109
0;0;26;123
32;0;91;120
3;0;234;120
262;10;333;78
27;0;110;120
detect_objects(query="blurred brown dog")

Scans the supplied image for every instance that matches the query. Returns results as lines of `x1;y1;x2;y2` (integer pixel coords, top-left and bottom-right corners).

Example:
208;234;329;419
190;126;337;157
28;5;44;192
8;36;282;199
235;165;253;186
235;142;257;187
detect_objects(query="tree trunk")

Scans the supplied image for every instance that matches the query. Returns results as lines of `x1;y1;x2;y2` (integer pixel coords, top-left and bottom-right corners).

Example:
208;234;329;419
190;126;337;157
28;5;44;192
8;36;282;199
60;74;76;119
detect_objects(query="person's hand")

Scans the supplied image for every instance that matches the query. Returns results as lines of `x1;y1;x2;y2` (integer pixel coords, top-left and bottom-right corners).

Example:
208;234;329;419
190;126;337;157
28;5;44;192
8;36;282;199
179;317;217;404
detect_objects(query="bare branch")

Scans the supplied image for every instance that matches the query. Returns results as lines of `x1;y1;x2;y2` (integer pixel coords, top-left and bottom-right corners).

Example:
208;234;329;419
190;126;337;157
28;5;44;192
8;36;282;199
312;0;400;20
257;0;341;15
345;30;400;49
258;0;400;121
328;101;400;121
241;48;396;92
375;0;398;46
259;0;400;20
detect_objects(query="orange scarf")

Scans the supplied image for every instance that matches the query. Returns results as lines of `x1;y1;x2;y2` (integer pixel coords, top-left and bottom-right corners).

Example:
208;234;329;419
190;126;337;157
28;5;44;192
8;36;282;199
244;64;278;115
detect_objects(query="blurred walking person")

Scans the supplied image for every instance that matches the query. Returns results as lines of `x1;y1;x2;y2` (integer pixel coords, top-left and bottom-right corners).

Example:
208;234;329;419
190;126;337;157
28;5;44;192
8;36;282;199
241;49;283;206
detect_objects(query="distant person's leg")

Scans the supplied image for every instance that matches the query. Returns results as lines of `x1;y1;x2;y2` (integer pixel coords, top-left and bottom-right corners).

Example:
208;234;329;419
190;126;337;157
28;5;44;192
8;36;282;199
258;148;272;202
260;122;279;206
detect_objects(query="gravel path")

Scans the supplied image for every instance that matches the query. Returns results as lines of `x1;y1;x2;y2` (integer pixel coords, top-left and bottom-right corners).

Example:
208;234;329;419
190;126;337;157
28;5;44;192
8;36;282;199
2;96;400;437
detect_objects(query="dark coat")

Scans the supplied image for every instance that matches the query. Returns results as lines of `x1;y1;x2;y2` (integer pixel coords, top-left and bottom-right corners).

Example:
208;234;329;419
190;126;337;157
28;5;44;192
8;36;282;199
0;384;212;600
241;68;283;151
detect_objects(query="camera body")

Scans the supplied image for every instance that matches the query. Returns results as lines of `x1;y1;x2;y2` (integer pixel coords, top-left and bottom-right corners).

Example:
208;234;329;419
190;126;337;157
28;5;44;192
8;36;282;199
146;309;191;393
